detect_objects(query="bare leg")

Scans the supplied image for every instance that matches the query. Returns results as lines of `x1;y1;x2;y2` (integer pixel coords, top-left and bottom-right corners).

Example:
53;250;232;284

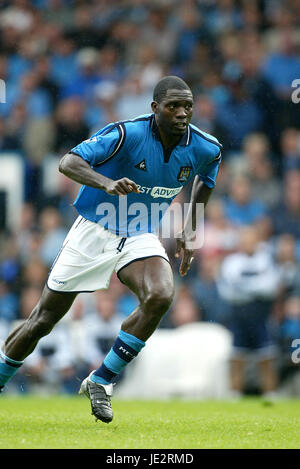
3;286;77;361
230;358;245;393
118;257;174;342
258;357;278;394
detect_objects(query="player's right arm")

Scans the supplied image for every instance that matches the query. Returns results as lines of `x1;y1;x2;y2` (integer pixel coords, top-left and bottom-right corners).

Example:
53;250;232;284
58;125;139;196
59;152;139;196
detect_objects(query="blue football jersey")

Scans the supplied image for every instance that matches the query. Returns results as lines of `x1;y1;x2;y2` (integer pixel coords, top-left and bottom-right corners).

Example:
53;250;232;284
70;114;222;237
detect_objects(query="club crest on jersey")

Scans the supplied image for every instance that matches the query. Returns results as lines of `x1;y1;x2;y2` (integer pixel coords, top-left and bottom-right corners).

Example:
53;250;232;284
177;166;192;182
135;159;147;171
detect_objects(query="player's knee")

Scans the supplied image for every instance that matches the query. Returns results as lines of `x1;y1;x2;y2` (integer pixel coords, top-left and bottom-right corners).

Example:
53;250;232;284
143;286;174;317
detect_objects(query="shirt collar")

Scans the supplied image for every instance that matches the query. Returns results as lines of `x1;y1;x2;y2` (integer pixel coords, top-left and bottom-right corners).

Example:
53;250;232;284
150;114;191;147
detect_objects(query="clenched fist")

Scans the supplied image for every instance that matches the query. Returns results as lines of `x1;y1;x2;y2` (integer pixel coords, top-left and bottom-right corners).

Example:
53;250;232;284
104;178;140;196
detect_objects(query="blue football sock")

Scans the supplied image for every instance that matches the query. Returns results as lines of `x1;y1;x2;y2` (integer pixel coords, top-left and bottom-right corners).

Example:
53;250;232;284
91;330;145;385
0;350;23;387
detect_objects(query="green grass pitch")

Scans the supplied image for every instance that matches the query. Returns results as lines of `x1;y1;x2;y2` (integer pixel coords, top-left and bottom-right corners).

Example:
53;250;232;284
0;396;299;449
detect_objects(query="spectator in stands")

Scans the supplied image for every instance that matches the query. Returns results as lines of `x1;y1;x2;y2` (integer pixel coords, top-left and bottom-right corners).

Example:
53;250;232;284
0;0;34;34
280;128;300;173
240;1;263;30
227;133;271;176
261;13;300;129
200;66;228;111
270;170;300;238
0;236;20;287
54;96;89;155
243;152;281;209
87;80;118;132
33;55;59;108
216;71;263;151
263;2;300;54
42;0;75;28
217;225;281;398
109;19;140;65
176;5;210;64
141;6;177;63
201;198;238;258
3;103;27;151
0;117;16;151
192;255;229;324
65;5;103;50
166;285;201;328
18;229;42;268
97;44;123;83
276;234;300;295
223;175;267;226
135;44;164;93
184;43;213;92
38;206;68;267
14;202;37;262
116;74;153;120
191;95;230;153
49;33;78;87
60;47;101;102
21;258;48;289
205;0;243;35
15;70;53;118
238;43;280;147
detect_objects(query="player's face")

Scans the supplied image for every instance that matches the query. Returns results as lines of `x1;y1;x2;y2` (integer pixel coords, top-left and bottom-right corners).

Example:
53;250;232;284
152;89;194;137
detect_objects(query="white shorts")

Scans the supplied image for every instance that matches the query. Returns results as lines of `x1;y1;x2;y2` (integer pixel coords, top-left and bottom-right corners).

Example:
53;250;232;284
47;216;169;293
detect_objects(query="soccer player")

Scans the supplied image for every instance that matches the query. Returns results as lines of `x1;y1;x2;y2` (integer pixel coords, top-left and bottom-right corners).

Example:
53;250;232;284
0;76;222;422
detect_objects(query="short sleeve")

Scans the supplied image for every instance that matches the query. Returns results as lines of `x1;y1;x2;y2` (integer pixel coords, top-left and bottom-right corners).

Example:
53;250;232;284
70;124;125;166
198;150;222;188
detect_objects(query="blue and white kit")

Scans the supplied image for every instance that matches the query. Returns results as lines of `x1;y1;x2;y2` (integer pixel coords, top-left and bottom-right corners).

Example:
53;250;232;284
47;114;222;292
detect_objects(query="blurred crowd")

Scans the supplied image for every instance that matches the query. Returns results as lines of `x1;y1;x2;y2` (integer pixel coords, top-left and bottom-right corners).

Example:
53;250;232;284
0;0;300;396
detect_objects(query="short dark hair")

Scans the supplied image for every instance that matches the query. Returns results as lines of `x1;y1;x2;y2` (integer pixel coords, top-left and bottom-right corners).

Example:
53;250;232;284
153;76;191;103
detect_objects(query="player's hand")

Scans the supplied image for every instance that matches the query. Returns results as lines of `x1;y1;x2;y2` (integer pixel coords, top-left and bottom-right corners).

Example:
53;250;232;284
174;231;195;277
104;178;140;196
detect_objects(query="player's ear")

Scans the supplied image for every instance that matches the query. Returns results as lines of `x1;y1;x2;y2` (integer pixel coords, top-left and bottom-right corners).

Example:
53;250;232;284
151;101;158;114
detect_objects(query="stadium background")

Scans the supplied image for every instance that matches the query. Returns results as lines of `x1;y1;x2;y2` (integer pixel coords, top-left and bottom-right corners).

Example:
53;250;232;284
0;0;299;398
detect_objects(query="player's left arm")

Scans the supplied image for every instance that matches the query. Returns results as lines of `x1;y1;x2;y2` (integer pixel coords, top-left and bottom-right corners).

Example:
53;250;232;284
175;175;213;277
175;139;222;276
